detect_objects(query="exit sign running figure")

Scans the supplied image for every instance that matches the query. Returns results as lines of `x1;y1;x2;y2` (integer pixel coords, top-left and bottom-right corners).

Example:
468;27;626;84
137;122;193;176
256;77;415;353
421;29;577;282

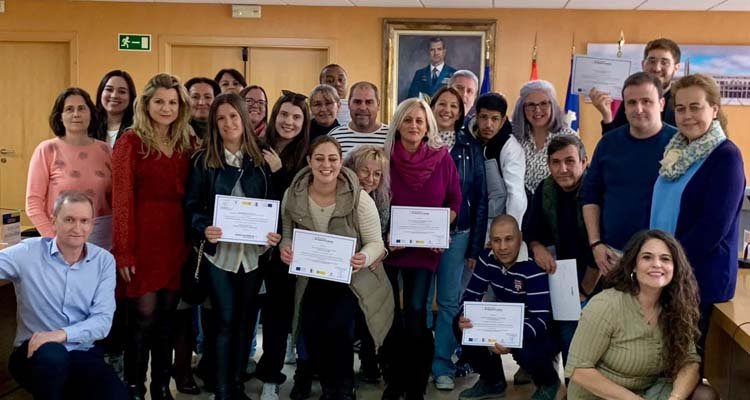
118;34;151;52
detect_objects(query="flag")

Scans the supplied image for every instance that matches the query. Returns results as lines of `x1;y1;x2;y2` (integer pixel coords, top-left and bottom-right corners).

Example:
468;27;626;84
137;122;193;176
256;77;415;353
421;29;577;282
480;62;491;95
564;56;579;132
530;58;538;80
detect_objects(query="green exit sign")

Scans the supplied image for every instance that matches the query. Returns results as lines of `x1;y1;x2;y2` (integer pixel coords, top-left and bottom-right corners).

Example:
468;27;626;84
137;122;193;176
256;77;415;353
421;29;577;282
118;33;151;52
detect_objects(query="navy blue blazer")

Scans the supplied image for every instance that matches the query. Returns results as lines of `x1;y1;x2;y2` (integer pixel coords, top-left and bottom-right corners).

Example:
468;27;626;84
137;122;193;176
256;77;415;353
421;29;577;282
407;64;456;99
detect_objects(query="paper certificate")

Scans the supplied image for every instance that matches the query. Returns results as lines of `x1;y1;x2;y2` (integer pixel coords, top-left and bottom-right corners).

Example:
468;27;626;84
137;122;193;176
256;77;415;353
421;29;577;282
212;195;279;245
571;55;633;100
389;206;450;249
461;301;525;349
289;229;356;284
548;259;582;321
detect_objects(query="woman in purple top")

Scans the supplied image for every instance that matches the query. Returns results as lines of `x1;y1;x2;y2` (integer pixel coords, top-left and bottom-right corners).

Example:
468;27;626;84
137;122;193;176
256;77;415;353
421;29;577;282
380;98;462;400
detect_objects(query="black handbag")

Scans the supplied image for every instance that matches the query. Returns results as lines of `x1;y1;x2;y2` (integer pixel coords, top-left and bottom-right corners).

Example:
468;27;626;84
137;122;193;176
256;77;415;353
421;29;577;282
180;240;209;306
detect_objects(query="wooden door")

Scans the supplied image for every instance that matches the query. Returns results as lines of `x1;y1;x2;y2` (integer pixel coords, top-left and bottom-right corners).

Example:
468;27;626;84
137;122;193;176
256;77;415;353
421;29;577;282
249;47;328;103
0;41;70;225
170;45;248;85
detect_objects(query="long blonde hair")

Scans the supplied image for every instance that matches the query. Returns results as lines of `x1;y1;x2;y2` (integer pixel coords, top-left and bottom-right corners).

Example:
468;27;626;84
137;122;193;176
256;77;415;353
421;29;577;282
384;98;442;156
132;73;193;157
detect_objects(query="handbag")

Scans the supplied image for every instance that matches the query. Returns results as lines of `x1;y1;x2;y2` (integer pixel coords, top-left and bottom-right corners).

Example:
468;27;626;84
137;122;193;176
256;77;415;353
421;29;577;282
180;240;209;306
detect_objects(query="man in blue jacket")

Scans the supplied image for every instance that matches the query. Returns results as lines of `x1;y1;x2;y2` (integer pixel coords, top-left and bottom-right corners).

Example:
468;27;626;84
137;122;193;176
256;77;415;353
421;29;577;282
407;37;456;99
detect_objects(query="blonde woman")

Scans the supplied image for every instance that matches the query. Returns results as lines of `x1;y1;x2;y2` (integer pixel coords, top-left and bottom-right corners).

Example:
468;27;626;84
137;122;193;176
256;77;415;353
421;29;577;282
112;73;194;400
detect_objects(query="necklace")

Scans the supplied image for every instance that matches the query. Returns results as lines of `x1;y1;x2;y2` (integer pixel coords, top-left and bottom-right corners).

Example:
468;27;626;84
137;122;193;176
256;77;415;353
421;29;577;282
643;304;661;325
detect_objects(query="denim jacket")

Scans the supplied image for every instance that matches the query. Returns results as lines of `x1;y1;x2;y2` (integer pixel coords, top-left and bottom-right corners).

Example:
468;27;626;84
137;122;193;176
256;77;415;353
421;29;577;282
450;131;488;260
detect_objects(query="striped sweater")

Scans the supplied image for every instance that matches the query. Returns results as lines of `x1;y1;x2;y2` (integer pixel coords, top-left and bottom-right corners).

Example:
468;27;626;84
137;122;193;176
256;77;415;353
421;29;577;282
461;248;552;340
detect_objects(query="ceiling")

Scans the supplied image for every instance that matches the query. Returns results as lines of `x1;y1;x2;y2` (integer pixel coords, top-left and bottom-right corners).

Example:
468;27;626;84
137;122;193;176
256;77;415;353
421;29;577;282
75;0;750;11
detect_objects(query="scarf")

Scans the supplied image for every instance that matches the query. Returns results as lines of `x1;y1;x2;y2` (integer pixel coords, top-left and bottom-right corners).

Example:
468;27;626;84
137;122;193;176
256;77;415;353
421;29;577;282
439;130;456;150
391;140;447;191
660;120;726;180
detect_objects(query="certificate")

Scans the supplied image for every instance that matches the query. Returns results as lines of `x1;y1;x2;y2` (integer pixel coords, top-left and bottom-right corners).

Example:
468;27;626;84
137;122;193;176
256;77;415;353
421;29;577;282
571;55;633;100
389;206;450;249
212;195;279;245
289;229;356;284
548;259;582;321
461;301;525;349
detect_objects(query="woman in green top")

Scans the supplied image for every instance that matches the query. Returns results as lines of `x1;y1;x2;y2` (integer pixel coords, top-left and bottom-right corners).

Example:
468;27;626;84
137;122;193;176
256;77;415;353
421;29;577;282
566;230;717;400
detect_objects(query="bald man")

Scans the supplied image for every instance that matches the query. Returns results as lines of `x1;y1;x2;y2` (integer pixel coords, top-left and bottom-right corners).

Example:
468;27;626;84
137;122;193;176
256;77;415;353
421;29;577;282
456;215;559;400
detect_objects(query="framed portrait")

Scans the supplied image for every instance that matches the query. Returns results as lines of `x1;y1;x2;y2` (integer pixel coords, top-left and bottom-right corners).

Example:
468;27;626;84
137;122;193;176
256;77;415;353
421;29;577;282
382;18;496;122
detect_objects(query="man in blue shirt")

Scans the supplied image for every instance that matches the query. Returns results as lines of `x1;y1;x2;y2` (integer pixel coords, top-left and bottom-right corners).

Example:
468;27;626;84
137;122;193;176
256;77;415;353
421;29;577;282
0;191;127;400
456;215;559;400
582;72;677;276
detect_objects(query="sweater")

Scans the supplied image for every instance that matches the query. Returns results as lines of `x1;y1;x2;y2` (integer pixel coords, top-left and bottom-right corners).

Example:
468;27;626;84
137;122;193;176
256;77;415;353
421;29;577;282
386;145;462;272
651;140;745;304
328;123;389;158
581;124;676;250
25;138;112;237
461;248;552;340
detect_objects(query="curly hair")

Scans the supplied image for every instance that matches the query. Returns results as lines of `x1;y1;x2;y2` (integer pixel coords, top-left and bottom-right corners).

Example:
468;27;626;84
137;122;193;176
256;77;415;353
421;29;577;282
605;230;701;377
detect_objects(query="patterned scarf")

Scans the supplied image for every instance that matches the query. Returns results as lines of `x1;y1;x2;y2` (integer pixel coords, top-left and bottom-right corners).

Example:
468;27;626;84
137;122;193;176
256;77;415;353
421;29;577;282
439;130;456;150
659;120;726;181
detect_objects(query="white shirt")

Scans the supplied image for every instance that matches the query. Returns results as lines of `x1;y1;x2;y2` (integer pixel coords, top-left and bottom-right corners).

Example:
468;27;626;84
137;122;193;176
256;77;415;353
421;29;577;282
499;135;527;226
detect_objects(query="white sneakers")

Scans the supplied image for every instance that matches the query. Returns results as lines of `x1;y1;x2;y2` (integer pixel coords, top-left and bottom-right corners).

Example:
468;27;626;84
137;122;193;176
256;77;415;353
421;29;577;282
434;375;456;391
260;382;280;400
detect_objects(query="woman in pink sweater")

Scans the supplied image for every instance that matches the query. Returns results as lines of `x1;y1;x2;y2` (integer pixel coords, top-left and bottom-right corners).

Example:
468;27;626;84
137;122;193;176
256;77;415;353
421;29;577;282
25;87;112;248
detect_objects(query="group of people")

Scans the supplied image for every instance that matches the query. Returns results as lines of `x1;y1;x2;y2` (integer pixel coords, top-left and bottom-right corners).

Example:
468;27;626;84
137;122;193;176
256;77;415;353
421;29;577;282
0;36;745;400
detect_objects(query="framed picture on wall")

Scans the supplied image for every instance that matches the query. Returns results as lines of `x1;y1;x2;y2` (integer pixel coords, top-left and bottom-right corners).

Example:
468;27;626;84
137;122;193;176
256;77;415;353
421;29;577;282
382;18;497;122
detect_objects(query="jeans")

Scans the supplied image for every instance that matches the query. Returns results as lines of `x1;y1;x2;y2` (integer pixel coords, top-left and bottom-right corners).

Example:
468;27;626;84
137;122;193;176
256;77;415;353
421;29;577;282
462;332;559;387
427;231;470;378
381;265;434;395
207;265;263;396
9;341;128;400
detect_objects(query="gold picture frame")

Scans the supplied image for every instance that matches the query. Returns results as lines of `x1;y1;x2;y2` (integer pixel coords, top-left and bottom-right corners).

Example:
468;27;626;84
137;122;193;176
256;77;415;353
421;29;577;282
382;18;497;122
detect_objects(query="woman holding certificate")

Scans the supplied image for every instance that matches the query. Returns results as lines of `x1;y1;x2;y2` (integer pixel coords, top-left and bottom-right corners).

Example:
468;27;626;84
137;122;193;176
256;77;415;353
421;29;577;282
381;98;462;400
565;230;717;400
185;92;279;400
279;136;390;400
112;73;193;400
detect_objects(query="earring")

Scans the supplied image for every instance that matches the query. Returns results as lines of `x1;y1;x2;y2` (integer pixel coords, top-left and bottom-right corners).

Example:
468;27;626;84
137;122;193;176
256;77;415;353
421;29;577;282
630;271;635;282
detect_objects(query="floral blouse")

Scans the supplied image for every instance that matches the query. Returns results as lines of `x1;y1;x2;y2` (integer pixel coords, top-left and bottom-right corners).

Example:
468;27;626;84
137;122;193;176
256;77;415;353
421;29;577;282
519;126;577;194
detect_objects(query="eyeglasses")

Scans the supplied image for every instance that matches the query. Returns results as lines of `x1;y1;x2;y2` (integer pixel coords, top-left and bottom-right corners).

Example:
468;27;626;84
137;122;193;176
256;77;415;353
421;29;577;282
245;98;267;107
524;101;551;112
281;90;308;102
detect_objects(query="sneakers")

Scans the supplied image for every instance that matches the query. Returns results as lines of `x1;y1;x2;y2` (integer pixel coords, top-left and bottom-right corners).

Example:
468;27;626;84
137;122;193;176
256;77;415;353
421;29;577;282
260;383;280;400
458;379;507;400
434;375;455;391
513;368;532;385
455;360;475;378
531;381;560;400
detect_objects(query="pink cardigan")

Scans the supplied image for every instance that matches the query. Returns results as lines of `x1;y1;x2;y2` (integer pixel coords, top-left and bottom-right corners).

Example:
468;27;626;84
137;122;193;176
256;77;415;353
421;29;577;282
25;138;113;236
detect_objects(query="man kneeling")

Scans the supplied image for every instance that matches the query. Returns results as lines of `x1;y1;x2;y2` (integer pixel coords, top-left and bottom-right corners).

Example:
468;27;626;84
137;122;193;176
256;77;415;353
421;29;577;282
0;191;127;400
457;215;559;400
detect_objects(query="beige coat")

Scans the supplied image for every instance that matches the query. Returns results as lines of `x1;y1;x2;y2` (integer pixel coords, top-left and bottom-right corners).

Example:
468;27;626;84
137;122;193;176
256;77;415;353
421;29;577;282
286;166;394;347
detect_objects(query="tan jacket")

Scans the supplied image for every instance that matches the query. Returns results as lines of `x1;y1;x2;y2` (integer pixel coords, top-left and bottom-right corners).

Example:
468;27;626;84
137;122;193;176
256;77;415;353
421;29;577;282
286;166;394;347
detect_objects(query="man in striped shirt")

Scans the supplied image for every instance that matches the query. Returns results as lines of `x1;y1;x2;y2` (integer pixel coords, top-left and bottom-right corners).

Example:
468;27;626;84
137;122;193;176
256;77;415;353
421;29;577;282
457;215;560;400
328;81;389;158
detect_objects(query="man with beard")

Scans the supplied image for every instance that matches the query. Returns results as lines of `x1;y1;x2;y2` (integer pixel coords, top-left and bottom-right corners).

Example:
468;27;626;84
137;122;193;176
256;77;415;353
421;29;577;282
407;37;457;100
589;38;681;135
328;81;389;157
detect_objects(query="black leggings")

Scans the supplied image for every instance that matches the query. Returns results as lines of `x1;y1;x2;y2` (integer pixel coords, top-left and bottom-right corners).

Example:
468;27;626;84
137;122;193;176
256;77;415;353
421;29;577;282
125;289;179;392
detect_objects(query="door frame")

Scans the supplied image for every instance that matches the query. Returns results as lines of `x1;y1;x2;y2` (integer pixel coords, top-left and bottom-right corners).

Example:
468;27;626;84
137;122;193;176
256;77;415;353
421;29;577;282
0;31;79;86
159;35;337;74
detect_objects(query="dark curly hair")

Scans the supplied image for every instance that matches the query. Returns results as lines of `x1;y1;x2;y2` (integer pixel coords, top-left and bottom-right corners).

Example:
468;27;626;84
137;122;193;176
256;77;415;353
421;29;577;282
605;230;700;377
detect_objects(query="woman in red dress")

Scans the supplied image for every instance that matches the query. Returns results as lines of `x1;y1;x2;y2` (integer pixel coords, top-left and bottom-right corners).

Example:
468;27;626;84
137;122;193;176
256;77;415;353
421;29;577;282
112;73;193;400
